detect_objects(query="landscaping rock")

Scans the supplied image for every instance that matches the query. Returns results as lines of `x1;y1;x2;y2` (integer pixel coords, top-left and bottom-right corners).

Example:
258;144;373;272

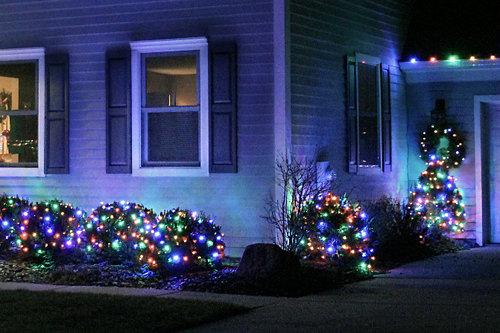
235;243;302;288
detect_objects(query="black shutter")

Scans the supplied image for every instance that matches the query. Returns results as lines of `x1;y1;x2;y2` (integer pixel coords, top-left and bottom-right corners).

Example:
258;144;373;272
210;43;237;173
45;53;69;174
106;49;131;173
381;63;391;172
346;55;358;173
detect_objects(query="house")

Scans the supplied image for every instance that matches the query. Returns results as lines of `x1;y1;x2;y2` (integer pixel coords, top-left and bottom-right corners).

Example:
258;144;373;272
0;0;422;257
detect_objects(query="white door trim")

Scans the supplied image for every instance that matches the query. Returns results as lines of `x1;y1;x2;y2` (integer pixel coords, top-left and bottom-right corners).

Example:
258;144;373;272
474;95;500;245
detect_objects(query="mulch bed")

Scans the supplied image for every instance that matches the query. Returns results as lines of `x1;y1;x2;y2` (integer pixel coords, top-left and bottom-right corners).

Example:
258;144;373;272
0;258;367;297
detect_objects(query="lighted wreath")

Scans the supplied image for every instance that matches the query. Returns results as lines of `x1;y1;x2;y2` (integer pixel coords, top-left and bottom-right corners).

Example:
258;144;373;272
419;124;466;169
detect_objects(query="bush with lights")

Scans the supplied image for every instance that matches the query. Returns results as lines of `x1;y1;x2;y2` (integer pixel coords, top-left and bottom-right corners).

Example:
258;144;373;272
0;197;226;273
82;201;159;267
21;199;87;260
0;197;87;263
409;124;467;237
296;193;374;272
0;196;31;254
156;209;225;269
79;203;225;271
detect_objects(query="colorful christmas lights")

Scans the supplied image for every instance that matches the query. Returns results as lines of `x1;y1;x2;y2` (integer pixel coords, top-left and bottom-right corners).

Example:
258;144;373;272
408;55;497;62
296;193;374;272
410;124;467;234
0;197;225;272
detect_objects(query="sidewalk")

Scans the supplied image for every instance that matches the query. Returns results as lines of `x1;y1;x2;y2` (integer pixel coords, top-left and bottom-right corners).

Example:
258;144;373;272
1;246;500;332
181;246;500;333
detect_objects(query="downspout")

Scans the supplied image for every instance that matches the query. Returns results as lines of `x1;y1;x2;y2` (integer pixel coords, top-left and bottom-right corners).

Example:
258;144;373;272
273;0;291;244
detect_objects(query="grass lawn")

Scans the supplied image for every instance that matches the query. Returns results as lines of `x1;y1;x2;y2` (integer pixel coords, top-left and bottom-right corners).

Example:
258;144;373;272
0;289;249;333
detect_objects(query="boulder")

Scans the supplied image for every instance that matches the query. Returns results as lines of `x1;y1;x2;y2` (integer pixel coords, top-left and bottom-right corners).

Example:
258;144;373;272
236;243;301;287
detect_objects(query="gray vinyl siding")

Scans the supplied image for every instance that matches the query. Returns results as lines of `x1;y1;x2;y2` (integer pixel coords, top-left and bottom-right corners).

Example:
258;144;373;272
289;0;415;202
405;80;500;240
0;0;275;256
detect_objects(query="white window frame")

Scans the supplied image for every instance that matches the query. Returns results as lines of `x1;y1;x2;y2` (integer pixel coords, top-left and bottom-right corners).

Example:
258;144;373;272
130;37;209;177
0;47;45;177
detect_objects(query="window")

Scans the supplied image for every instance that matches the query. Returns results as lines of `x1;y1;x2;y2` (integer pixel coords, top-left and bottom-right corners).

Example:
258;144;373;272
346;53;391;173
130;38;209;177
0;48;45;177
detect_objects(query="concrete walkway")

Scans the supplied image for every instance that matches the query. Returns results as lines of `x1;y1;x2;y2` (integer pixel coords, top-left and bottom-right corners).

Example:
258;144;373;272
181;246;500;333
1;246;500;332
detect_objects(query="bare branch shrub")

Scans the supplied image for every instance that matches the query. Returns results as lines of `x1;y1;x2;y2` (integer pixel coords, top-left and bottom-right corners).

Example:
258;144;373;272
263;155;331;252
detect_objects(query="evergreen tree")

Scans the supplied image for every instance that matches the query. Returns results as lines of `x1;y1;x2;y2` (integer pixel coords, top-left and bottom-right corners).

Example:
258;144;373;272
409;124;467;234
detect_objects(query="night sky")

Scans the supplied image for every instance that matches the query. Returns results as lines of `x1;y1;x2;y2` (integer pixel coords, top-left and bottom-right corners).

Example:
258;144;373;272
402;0;500;62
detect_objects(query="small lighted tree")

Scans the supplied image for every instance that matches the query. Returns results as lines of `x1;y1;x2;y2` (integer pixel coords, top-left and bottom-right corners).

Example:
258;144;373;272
409;124;467;235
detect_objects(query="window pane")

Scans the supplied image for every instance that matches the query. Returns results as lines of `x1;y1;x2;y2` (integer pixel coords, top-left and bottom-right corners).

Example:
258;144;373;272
0;62;36;111
357;62;378;115
147;111;199;165
145;55;197;107
0;115;37;164
359;116;379;165
0;62;37;166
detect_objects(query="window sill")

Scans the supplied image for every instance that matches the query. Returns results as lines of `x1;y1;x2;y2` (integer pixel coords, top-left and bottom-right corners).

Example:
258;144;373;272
0;167;45;177
356;165;383;175
132;165;209;177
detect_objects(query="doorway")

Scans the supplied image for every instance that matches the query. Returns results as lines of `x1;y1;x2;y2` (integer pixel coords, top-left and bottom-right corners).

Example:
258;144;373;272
475;96;500;244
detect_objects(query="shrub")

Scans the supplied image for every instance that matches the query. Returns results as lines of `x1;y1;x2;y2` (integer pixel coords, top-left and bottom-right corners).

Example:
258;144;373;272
296;193;374;272
0;197;226;273
364;196;430;264
263;155;330;252
157;209;225;269
0;197;86;264
83;201;159;267
83;203;226;271
0;196;30;254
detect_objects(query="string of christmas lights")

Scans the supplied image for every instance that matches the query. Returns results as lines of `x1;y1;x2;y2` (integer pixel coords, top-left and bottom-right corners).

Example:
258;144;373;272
296;193;374;271
409;55;497;63
410;124;467;234
0;197;225;271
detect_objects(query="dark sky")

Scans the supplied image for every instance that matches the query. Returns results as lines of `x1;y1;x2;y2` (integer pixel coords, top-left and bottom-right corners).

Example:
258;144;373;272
402;0;500;61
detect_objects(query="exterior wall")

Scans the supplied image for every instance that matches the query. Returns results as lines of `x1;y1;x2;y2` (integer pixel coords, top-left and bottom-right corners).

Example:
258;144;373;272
288;0;414;203
405;79;500;240
0;0;276;256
